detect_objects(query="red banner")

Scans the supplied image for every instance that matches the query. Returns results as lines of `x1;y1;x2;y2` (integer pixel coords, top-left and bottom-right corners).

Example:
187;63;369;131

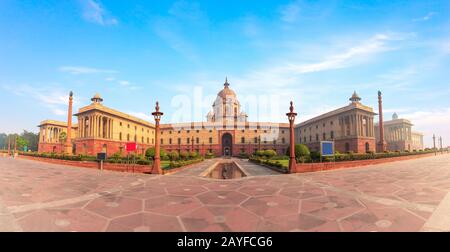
125;143;137;151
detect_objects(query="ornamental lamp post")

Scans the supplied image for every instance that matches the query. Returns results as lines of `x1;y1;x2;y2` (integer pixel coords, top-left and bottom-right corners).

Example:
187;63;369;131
286;101;297;174
433;134;436;156
152;101;164;175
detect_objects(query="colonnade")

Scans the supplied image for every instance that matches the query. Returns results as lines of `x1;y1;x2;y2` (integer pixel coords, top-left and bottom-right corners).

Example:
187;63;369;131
78;114;114;139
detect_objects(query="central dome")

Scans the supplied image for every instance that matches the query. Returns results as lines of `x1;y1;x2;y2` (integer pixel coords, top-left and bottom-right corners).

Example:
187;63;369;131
217;77;236;99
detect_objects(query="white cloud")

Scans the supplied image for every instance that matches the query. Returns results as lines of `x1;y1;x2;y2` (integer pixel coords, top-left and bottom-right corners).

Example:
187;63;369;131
105;77;116;81
152;17;199;62
80;0;118;26
2;84;83;117
413;12;436;22
59;66;117;75
280;0;301;23
126;111;152;121
118;80;130;86
281;33;404;74
402;107;450;148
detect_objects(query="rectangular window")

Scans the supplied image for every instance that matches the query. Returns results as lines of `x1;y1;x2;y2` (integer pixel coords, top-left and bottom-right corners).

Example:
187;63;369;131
196;137;199;144
209;137;212;144
161;139;163;144
316;134;319;141
178;138;181;144
282;138;285;144
241;137;245;143
187;138;190;144
331;131;334;139
254;137;258;143
169;138;172;144
323;133;326;140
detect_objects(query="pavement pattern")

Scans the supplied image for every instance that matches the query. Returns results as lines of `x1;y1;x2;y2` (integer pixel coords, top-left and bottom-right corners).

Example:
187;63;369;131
1;154;450;232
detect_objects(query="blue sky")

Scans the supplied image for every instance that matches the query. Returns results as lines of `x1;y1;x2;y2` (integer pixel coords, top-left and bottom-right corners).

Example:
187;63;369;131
1;0;449;147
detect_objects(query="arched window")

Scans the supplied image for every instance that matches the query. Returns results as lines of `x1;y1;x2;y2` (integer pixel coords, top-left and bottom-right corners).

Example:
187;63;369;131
365;142;370;152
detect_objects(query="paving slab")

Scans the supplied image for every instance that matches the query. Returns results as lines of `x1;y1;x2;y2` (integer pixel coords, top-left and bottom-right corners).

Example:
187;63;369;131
1;154;450;231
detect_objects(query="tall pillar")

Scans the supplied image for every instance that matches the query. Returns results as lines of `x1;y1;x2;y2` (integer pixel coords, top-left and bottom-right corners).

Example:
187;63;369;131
286;101;297;174
65;91;73;154
377;91;387;152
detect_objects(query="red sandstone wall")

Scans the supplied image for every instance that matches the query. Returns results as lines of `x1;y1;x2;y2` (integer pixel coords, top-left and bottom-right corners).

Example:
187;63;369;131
38;143;64;154
294;152;435;173
19;155;152;173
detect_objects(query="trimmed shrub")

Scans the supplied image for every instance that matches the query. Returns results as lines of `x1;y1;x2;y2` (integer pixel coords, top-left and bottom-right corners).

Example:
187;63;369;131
263;150;277;159
145;147;167;159
167;151;179;161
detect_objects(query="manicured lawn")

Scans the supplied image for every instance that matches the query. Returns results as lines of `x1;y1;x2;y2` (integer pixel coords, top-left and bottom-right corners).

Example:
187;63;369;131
276;160;289;168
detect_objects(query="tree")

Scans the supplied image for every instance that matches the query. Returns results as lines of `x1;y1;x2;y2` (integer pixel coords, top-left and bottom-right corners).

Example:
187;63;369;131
16;136;29;150
0;133;7;150
59;132;67;143
21;130;39;151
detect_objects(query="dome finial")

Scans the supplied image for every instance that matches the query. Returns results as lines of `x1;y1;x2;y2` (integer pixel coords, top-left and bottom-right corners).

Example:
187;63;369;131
91;93;103;104
349;91;361;103
224;77;230;88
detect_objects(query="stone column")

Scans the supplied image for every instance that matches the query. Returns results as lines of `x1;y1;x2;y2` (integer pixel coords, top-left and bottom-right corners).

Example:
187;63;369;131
377;91;386;152
65;91;73;154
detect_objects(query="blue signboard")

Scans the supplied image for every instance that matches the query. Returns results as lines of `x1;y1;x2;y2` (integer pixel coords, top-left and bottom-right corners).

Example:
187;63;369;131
321;141;334;156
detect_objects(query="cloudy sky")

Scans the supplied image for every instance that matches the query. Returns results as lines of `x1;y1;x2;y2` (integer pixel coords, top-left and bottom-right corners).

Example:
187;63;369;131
1;0;449;147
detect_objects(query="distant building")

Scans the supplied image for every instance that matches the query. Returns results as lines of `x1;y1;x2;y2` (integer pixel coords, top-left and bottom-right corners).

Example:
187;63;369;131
294;92;377;153
38;120;78;153
374;113;424;151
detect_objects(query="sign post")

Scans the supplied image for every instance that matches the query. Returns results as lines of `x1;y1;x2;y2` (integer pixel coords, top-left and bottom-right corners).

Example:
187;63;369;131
97;152;107;171
320;141;335;163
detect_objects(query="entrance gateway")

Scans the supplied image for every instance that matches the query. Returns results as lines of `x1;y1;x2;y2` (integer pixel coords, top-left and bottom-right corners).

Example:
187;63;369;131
222;133;232;157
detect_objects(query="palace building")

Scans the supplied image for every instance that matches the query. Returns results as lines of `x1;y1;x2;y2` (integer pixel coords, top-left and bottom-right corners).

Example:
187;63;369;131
374;113;424;151
38;79;290;157
38;79;425;157
294;91;377;153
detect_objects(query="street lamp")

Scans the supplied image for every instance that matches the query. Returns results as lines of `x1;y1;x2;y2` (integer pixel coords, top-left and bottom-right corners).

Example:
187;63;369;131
286;101;297;174
151;101;164;175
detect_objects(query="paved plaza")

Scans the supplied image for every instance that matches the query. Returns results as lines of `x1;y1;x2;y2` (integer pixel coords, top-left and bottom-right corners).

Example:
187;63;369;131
1;154;450;232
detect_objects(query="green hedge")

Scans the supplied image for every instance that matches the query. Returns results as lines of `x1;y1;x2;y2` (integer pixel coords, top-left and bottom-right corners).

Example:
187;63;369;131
250;150;436;169
167;158;204;169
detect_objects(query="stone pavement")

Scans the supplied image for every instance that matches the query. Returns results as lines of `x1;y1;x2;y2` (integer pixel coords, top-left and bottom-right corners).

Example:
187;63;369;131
0;154;450;232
